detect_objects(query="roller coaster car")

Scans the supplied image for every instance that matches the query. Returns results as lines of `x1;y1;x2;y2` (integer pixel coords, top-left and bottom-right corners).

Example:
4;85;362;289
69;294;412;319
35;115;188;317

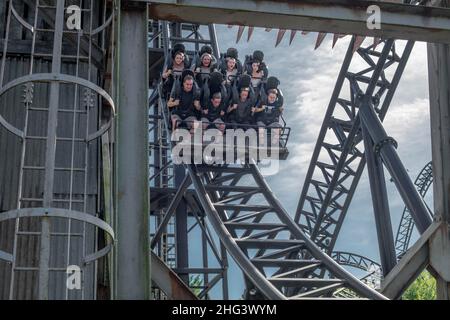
165;57;289;163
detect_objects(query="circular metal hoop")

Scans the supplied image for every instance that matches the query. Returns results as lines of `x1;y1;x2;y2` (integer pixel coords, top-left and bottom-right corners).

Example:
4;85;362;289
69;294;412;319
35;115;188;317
91;13;113;36
10;1;113;37
0;207;115;265
0;73;115;142
10;2;34;33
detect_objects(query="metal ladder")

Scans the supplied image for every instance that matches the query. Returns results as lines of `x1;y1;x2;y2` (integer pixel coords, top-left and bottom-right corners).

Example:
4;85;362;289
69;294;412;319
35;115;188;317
0;0;115;299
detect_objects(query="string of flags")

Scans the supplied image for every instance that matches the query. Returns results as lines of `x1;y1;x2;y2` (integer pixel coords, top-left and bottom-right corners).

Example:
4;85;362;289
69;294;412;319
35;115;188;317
227;25;381;52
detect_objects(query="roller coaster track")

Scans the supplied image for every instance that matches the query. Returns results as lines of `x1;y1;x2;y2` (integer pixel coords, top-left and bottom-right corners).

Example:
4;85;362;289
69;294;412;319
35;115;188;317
330;252;382;297
151;84;387;299
186;163;386;299
332;251;381;275
148;21;396;299
394;161;433;259
294;35;415;255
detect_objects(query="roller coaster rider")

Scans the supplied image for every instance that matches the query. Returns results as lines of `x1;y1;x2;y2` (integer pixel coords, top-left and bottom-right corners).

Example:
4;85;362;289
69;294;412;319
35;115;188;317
227;74;256;129
167;70;202;131
201;92;227;133
218;47;243;86
244;50;268;102
193;45;217;86
162;43;190;97
254;76;284;144
200;71;229;133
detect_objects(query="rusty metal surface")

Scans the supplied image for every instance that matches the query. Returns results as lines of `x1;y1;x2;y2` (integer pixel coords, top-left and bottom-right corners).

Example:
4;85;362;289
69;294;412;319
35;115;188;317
146;0;450;44
151;251;197;300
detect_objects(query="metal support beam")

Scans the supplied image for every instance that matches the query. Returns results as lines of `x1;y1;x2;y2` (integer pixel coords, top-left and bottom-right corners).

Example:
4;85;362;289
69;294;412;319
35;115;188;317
175;165;189;285
201;216;209;296
359;99;433;234
362;126;397;275
39;0;65;300
145;0;450;44
151;251;198;300
370;8;450;298
208;24;220;59
308;37;394;244
380;221;439;299
220;243;229;300
151;174;191;249
427;5;450;297
115;1;151;299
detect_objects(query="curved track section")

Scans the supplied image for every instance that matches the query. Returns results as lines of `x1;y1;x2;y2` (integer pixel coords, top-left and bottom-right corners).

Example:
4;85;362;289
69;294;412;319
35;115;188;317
394;161;433;258
187;163;387;300
332;251;381;274
331;252;382;294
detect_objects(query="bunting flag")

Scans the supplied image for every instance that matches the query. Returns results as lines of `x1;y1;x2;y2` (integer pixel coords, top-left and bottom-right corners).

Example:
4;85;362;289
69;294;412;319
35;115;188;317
353;36;366;53
247;27;254;42
373;37;381;49
289;30;297;45
332;34;340;48
332;34;346;49
236;26;245;43
314;32;327;50
230;25;373;50
275;29;287;47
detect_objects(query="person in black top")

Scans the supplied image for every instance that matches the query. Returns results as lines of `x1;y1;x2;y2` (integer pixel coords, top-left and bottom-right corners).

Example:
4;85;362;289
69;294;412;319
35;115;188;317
254;89;284;144
244;50;269;103
200;71;230;113
227;86;255;129
167;74;201;130
201;92;226;133
255;89;283;127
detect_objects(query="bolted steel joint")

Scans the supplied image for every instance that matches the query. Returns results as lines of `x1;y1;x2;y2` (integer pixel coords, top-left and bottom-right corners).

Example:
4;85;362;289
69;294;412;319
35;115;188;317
373;136;398;155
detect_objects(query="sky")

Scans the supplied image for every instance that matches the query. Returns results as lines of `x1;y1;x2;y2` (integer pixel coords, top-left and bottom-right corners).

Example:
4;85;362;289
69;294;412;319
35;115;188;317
184;25;433;299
